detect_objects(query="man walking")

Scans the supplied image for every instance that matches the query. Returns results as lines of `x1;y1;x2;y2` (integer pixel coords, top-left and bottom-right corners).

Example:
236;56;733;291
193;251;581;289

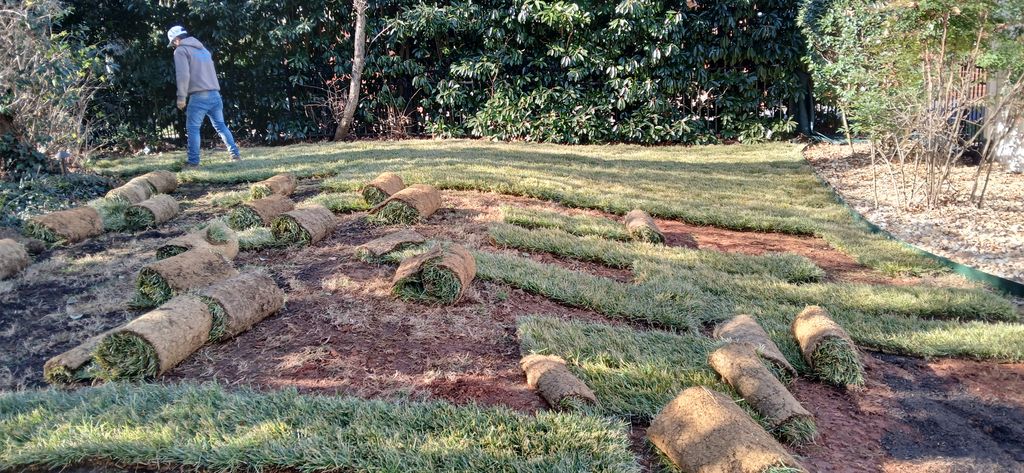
167;26;241;168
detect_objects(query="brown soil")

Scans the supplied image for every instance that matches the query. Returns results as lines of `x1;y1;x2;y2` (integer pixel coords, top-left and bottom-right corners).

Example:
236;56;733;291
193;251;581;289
3;186;1022;472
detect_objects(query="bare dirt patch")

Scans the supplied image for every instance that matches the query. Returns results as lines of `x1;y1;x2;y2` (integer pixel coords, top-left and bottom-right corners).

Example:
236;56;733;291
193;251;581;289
805;143;1024;284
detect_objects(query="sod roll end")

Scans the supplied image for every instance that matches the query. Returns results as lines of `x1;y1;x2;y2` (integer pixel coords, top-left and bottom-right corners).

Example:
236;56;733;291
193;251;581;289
136;249;239;307
271;205;337;245
713;314;797;382
228;195;296;230
648;387;805;473
200;272;285;342
392;244;476;304
624;209;665;244
43;330;117;385
157;221;239;261
520;354;597;410
369;184;441;225
24;206;105;246
250;173;297;199
0;238;30;280
94;295;212;379
709;342;817;445
126;194;180;230
791;306;865;386
355;229;426;262
362;172;406;205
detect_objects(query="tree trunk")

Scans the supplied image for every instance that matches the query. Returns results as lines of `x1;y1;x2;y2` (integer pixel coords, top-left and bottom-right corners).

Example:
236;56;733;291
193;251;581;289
334;0;368;141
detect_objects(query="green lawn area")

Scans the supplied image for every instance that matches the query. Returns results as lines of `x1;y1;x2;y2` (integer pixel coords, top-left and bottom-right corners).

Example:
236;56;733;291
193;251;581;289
92;139;943;276
0;383;638;472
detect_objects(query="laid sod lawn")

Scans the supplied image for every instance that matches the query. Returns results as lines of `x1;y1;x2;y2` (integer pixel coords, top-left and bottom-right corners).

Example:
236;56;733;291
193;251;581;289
0;383;639;472
91;140;943;276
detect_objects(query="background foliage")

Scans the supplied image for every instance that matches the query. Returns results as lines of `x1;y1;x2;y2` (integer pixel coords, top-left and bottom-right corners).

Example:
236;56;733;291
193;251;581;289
62;0;809;146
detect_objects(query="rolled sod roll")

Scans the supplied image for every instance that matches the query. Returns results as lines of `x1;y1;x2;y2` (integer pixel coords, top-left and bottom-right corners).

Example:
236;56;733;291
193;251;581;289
93;295;212;380
200;272;285;342
0;238;30;280
792;306;864;386
355;229;426;262
648;387;805;473
713;314;797;383
369;184;441;225
709;343;817;445
157;220;239;261
362;172;406;205
43;328;118;385
135;249;239;307
624;209;665;244
125;194;180;230
520;354;597;410
228;195;295;230
271;205;336;245
250;172;297;199
23;206;104;246
141;170;178;194
392;244;475;304
105;176;155;204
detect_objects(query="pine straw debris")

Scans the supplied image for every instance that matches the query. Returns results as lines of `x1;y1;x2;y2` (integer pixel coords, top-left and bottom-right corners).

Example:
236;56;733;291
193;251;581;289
392;244;476;304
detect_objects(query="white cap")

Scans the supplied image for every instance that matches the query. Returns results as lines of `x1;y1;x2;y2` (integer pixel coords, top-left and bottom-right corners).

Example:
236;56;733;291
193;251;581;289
167;26;187;46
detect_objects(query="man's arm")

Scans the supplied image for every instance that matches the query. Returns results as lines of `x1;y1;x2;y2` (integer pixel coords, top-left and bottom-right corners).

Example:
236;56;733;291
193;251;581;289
173;48;190;101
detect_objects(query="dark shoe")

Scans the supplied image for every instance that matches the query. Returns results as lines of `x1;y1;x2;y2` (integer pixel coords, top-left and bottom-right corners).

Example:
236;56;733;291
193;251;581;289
231;153;242;161
183;162;200;170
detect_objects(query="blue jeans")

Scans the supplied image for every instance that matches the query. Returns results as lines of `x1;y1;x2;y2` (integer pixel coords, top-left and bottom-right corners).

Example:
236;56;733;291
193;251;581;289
186;91;239;165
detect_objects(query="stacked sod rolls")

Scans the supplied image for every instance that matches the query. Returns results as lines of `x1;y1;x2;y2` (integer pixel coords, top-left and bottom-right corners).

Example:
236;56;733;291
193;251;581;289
125;194;180;230
157;220;239;260
362;172;406;205
200;272;285;342
623;209;665;244
0;239;30;280
106;176;155;204
23;206;105;246
392;244;475;304
94;296;212;380
355;229;425;263
250;173;297;199
648;387;805;473
368;184;441;225
792;306;864;386
135;249;239;307
520;354;597;411
714;314;797;383
228;195;295;230
271;205;336;245
709;343;817;445
43;329;118;385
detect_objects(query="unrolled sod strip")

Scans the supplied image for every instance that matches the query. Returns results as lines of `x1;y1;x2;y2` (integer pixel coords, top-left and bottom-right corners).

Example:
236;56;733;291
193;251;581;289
250;173;297;199
93;295;212;380
362;172;406;206
105;177;156;204
23;206;105;246
228;195;295;230
623;209;665;244
520;354;597;411
43;328;119;385
125;194;180;230
368;184;441;225
714;314;797;383
709;343;817;446
392;244;475;304
271;205;337;245
200;272;285;342
355;229;426;263
135;249;239;308
791;305;864;386
0;238;30;280
141;170;178;194
157;220;239;261
648;387;806;473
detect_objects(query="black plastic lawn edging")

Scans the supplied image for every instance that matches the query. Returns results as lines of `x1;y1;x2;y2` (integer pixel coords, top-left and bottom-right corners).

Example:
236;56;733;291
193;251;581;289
807;161;1024;298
